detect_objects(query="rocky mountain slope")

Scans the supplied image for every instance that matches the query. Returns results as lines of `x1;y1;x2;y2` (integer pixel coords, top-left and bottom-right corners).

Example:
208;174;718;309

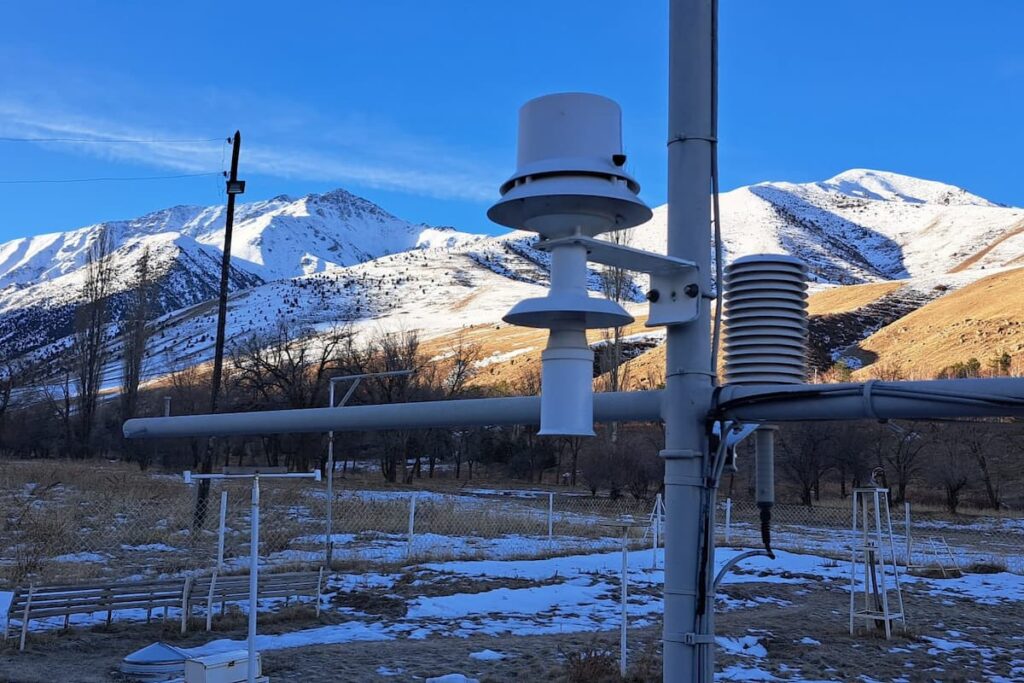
2;169;1022;387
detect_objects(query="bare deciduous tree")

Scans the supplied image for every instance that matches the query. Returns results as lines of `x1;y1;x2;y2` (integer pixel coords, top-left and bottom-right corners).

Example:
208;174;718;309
876;421;927;504
120;247;153;467
778;422;834;506
931;431;973;513
72;228;113;458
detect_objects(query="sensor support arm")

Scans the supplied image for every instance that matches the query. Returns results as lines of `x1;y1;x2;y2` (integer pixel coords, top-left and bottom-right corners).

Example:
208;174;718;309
536;234;701;327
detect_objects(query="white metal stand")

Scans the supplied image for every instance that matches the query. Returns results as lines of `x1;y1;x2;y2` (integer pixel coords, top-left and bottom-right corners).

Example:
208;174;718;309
643;494;665;569
601;519;642;677
849;488;906;639
183;468;320;683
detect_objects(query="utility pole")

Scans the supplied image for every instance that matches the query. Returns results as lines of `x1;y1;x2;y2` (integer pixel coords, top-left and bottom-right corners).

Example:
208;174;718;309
195;131;245;526
210;130;245;416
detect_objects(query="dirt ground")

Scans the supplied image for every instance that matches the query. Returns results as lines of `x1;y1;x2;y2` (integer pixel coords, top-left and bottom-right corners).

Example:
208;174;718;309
3;570;1023;682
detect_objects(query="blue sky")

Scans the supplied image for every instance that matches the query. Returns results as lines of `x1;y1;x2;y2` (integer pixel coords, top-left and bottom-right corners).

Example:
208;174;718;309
1;1;1021;240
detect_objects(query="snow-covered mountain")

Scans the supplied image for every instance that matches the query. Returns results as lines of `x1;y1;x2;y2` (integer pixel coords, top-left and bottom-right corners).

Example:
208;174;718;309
2;169;1022;384
630;169;1024;285
0;189;478;360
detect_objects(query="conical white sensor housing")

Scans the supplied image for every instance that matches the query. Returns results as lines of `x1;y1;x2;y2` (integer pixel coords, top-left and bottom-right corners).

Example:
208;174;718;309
502;242;633;437
487;93;652;237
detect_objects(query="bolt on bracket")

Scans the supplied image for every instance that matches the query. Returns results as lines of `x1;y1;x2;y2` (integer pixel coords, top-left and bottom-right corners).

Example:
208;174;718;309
536;235;701;327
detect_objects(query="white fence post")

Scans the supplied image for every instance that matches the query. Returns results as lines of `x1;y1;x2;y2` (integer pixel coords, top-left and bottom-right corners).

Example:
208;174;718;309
407;493;418;560
547;492;554;540
217;489;228;572
620;527;629;677
247;475;260;683
652;494;662;569
724;498;732;544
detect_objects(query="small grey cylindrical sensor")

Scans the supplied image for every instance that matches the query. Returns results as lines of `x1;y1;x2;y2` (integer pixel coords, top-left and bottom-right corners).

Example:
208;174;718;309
755;427;776;506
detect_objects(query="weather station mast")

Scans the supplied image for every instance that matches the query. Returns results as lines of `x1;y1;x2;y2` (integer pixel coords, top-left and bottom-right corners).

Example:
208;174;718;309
125;2;1024;680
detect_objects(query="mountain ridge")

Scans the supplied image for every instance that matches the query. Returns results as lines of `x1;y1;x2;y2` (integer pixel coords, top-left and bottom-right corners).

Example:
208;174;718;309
2;168;1022;386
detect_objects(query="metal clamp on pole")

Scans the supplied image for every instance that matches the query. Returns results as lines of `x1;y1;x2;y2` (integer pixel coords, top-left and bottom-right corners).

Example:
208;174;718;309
535;234;701;326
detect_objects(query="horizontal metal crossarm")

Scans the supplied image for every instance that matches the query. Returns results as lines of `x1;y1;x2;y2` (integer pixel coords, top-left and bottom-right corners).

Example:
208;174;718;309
536;235;697;275
714;378;1024;422
124;390;664;439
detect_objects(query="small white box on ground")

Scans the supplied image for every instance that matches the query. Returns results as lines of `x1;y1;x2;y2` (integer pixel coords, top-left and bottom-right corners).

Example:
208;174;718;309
184;650;264;683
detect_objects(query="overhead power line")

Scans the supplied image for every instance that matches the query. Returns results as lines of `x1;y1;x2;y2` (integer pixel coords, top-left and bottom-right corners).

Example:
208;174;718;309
0;171;223;185
0;136;226;143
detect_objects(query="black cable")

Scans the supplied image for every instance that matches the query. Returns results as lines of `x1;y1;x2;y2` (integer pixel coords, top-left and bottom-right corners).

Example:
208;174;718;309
714;384;1024;417
881;385;1024;408
714;387;852;414
709;0;723;384
0;172;222;185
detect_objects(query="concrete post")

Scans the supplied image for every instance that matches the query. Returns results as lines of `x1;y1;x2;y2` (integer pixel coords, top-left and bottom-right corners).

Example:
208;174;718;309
661;1;715;681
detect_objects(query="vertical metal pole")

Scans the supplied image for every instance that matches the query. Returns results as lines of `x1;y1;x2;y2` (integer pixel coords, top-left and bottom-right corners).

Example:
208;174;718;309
248;474;259;683
662;0;714;681
547;492;554;540
724;498;732;544
217;489;228;572
326;381;335;567
621;526;629;677
407;493;417;559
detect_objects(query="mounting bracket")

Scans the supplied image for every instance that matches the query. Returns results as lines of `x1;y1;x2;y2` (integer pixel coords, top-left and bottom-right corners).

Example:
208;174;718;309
536;235;701;327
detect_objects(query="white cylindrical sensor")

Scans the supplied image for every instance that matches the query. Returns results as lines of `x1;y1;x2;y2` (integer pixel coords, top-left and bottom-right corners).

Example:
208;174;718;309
539;327;595;436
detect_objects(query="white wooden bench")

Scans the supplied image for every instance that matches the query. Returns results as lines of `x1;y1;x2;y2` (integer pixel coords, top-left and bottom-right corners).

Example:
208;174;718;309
183;568;324;632
4;578;189;650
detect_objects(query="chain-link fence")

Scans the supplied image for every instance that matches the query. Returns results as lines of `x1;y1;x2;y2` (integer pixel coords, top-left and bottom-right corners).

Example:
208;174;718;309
4;457;1022;591
0;472;656;588
717;497;1024;574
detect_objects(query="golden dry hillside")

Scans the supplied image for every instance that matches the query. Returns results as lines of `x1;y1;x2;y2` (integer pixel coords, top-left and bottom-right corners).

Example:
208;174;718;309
806;282;902;316
419;309;654;389
419;271;1024;389
853;267;1024;379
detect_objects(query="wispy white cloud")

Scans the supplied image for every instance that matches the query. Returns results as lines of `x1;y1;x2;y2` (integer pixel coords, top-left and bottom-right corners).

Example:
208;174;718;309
0;100;500;202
